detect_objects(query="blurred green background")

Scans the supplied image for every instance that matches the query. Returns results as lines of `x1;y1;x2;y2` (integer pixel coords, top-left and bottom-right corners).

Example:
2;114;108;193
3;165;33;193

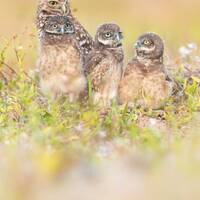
1;0;200;66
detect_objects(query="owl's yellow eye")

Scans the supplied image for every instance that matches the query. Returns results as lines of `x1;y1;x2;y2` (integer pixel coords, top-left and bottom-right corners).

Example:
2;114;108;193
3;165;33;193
52;24;58;28
105;32;112;38
66;23;70;28
48;0;58;6
143;39;150;45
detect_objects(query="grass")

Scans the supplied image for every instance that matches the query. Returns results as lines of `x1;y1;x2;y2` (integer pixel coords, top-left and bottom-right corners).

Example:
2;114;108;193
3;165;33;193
0;37;200;199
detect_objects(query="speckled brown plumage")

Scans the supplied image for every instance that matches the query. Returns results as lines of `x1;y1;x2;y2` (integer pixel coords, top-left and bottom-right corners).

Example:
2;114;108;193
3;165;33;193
38;16;86;101
85;23;124;107
36;0;94;63
119;33;174;109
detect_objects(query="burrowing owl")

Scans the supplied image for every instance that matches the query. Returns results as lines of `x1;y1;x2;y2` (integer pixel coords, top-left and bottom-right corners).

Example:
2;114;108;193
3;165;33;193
38;16;87;101
85;23;124;107
37;0;94;62
119;32;173;109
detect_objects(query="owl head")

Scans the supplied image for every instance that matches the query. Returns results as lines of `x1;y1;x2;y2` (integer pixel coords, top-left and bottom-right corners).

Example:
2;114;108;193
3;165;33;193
44;16;75;35
38;0;70;15
95;23;123;48
135;33;164;60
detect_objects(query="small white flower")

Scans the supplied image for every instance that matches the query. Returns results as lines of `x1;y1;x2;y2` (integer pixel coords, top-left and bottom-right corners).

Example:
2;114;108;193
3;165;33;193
74;123;84;133
149;118;157;126
179;46;191;57
187;43;198;51
98;130;107;138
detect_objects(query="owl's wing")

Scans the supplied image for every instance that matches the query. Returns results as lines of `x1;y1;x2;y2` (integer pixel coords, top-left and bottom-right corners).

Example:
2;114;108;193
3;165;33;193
85;51;109;92
85;51;104;72
119;59;145;104
77;29;94;54
71;16;94;55
160;64;172;81
160;65;184;100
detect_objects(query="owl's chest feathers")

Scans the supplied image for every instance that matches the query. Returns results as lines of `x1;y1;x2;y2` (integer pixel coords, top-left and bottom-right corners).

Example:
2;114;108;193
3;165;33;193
102;49;123;79
106;48;124;63
122;59;169;97
137;67;165;79
39;42;86;98
100;50;123;99
133;58;165;79
108;56;123;79
40;41;83;74
39;43;86;99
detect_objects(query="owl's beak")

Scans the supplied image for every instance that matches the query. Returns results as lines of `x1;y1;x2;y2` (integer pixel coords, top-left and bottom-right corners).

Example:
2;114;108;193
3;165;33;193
114;33;123;47
134;42;140;49
61;26;65;34
119;32;123;40
115;32;123;43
